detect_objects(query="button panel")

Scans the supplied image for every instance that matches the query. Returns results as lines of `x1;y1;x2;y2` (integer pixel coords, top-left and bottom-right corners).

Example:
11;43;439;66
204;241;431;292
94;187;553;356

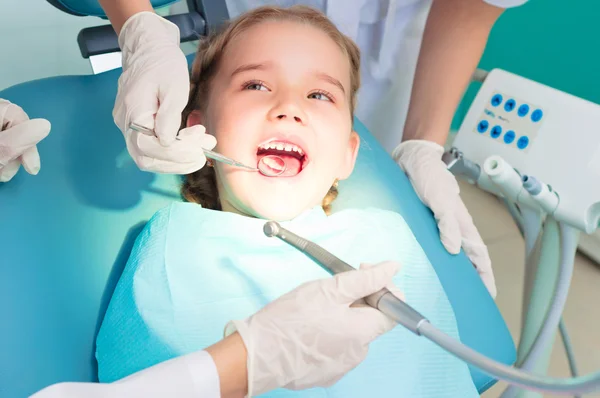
472;90;544;152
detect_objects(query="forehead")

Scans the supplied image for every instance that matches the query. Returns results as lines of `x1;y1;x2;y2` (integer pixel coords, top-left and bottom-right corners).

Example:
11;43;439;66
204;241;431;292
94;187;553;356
220;19;351;88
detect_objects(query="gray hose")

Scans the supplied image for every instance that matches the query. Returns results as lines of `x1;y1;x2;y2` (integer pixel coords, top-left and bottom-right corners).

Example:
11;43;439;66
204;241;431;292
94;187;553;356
502;222;579;398
559;318;582;398
416;320;600;395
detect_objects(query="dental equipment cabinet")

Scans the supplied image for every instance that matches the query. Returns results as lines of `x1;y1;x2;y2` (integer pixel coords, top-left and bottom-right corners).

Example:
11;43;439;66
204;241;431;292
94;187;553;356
444;68;600;397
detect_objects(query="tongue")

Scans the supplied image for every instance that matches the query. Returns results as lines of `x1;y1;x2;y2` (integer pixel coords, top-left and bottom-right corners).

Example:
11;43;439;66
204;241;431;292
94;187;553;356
258;154;302;177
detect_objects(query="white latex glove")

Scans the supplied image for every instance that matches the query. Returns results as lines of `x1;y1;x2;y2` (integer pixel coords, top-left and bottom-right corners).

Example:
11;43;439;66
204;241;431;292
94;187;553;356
114;12;210;174
225;261;402;397
393;140;496;298
0;99;51;182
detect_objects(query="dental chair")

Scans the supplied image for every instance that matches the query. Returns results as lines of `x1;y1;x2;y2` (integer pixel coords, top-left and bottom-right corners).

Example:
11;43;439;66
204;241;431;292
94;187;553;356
0;1;516;397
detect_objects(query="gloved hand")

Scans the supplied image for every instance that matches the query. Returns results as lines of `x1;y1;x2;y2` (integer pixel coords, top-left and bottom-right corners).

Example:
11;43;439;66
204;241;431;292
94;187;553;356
393;140;496;298
114;12;210;174
225;261;402;397
0;99;51;182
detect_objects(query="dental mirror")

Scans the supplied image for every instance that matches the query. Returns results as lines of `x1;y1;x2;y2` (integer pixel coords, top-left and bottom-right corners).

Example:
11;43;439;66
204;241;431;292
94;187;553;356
257;155;287;177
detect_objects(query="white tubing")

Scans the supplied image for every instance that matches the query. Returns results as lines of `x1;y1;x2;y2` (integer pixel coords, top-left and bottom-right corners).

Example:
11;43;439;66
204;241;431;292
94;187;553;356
483;156;540;210
522;175;560;214
518;223;579;368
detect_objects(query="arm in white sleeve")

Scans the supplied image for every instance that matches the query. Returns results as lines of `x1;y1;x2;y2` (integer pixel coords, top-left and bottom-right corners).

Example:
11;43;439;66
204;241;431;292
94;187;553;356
30;350;220;398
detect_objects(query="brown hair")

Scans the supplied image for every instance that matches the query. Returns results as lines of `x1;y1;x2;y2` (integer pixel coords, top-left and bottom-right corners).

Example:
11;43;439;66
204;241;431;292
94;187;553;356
180;5;361;215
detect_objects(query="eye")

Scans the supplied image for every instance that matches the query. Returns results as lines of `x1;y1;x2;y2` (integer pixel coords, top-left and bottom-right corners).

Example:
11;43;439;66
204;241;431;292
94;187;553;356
308;90;334;102
242;80;270;91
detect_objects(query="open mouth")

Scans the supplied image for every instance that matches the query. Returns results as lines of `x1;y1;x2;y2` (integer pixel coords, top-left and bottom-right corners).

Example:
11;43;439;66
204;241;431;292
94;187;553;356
257;140;308;177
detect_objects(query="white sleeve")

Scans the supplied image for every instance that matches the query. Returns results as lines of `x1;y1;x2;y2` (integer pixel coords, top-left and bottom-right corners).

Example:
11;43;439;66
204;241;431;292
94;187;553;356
483;0;529;7
29;350;221;398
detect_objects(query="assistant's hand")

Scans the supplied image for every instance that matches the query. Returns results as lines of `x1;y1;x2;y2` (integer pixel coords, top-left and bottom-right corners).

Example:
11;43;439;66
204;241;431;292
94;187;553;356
0;99;50;182
225;261;402;397
113;12;208;174
393;140;496;298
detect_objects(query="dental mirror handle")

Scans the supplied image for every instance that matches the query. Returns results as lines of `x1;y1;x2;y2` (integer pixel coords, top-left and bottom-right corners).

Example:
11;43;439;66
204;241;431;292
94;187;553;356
202;149;259;171
262;221;428;335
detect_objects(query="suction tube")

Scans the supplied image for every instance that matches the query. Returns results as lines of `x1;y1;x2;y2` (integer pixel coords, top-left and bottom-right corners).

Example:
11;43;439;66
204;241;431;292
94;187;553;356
263;221;600;396
500;220;579;398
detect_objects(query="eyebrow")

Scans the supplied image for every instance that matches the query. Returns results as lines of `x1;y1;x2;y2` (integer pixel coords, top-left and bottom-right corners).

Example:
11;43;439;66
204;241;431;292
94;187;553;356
316;72;346;95
231;62;271;77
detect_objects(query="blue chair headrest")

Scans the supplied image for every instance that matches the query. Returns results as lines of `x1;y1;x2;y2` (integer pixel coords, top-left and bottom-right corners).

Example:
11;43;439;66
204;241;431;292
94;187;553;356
46;0;180;17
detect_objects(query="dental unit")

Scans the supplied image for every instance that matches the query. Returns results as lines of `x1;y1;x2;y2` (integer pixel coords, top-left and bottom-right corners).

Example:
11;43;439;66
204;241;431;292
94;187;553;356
264;68;600;397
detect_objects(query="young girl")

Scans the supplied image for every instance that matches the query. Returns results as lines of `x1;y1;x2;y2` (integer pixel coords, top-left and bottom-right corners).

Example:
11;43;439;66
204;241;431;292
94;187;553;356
96;6;480;397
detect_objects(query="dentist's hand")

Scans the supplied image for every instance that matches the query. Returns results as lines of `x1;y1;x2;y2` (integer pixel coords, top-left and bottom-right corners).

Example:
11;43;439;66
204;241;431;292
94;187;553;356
225;261;402;397
114;12;210;174
393;140;496;298
0;99;51;182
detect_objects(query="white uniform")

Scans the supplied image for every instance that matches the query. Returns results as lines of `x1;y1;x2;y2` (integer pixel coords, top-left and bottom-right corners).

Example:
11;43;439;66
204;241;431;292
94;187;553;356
225;0;528;152
30;350;221;398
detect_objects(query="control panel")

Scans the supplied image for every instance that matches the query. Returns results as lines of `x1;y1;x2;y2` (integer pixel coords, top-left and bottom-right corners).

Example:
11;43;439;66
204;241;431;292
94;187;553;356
452;69;600;233
473;92;545;153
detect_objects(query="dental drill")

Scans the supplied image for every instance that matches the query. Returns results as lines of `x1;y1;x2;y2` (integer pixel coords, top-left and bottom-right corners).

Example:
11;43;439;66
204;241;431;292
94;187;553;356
263;218;599;396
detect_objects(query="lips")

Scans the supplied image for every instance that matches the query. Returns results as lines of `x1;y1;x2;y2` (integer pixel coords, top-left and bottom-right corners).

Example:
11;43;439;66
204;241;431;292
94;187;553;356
256;137;309;177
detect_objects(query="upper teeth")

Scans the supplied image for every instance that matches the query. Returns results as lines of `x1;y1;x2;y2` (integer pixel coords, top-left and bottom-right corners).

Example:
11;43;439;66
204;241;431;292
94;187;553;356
258;141;304;156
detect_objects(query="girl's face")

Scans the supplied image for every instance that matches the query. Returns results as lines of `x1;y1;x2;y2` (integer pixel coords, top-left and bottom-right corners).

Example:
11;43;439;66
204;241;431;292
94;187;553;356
188;20;359;221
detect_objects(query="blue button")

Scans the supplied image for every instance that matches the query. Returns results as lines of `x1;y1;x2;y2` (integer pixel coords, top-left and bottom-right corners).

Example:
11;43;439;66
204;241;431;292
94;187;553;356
504;130;516;144
531;109;543;122
491;94;503;107
517;136;529;149
477;120;489;133
504;99;516;112
518;104;529;117
491;125;502;138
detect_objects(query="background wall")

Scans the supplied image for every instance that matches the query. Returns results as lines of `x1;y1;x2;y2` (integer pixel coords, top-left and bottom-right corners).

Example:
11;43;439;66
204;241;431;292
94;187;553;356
0;0;181;91
453;0;600;131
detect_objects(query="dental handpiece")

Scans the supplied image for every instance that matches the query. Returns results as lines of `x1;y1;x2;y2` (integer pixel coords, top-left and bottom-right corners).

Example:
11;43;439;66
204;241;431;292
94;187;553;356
262;221;428;335
262;220;600;395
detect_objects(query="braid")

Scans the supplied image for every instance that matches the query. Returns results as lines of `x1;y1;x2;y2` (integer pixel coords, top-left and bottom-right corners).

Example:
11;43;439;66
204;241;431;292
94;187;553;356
321;180;339;215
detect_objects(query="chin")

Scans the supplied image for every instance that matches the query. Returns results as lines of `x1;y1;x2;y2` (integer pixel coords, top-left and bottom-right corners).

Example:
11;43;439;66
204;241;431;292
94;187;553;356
250;200;312;222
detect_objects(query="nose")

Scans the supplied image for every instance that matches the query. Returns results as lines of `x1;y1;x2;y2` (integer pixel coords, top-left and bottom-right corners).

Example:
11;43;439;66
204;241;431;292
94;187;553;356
267;95;308;125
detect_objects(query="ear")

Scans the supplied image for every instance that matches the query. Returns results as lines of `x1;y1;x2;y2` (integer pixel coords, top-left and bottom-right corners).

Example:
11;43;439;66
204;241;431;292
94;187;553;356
186;109;204;128
336;130;360;181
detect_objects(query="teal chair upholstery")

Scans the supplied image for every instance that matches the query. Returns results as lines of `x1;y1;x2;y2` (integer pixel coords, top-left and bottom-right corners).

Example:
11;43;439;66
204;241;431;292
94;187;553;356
0;1;516;397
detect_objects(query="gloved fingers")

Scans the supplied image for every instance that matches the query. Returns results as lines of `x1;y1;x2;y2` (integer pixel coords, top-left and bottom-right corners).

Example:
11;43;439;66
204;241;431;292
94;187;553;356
0;119;51;165
456;199;490;269
134;131;208;164
154;73;190;147
455;200;497;298
177;125;217;150
348;306;399;340
435;210;463;255
0;99;29;127
479;270;497;299
357;262;404;301
0;159;21;182
20;145;41;175
332;261;400;305
132;153;207;175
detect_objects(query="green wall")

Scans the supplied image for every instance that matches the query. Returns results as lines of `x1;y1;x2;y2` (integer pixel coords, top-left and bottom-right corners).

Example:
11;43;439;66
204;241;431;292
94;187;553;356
452;0;600;132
